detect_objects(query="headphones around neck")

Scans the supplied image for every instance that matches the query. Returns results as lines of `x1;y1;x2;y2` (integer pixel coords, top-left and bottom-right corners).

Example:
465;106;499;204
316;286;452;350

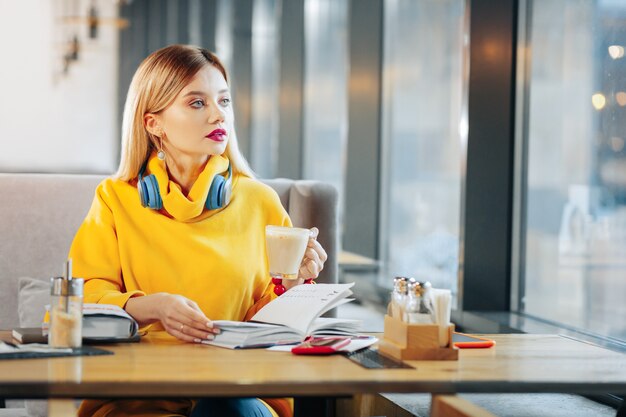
137;160;232;211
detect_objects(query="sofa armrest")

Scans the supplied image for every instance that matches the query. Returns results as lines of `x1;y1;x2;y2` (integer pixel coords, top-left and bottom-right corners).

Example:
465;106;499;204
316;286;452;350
287;181;338;286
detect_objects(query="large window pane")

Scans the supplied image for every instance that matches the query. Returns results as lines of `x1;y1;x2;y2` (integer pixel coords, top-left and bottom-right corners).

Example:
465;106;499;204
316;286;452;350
522;0;626;340
380;0;467;299
250;0;280;178
302;0;349;223
215;0;233;72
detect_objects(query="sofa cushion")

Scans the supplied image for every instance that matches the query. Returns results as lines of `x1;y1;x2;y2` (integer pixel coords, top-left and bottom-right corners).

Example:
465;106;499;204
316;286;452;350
17;277;49;328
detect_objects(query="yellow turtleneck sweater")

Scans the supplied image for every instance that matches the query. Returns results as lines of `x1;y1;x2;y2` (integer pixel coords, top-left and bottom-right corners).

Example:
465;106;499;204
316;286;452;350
71;154;291;417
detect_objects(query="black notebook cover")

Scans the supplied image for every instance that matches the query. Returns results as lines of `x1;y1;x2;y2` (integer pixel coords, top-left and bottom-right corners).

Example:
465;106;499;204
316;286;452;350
0;345;113;360
346;348;414;369
11;327;141;344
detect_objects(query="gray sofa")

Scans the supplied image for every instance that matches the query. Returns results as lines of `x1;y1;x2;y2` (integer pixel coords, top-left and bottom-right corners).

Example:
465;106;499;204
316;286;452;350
0;173;338;417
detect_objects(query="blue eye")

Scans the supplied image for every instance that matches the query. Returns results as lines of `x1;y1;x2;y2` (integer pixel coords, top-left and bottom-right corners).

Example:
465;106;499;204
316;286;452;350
220;97;231;107
190;99;205;109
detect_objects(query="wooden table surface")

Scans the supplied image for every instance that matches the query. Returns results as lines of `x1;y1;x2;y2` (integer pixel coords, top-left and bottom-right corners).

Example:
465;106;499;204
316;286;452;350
1;331;625;399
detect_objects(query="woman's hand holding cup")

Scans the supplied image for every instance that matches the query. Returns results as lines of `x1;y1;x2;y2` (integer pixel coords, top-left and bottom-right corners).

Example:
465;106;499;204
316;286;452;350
282;227;327;291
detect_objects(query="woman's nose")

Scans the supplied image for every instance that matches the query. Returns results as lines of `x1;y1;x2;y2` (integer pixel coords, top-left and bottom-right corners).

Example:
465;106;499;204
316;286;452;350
208;104;225;124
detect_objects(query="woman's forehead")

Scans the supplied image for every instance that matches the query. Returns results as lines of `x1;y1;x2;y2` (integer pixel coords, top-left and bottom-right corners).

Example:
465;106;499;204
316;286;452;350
181;65;228;95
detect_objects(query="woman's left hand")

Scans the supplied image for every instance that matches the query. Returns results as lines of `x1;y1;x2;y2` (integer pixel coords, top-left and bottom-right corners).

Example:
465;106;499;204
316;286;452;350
283;227;328;291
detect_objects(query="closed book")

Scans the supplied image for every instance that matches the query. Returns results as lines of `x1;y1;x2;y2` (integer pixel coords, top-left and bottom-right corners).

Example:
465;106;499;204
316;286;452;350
11;327;47;344
13;304;140;344
207;283;362;349
80;304;140;342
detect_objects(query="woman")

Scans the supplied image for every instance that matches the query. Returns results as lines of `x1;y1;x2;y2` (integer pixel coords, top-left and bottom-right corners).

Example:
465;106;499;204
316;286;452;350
70;44;327;417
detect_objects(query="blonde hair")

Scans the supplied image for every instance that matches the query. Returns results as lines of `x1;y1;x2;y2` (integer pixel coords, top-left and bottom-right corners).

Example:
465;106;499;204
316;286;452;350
115;44;255;181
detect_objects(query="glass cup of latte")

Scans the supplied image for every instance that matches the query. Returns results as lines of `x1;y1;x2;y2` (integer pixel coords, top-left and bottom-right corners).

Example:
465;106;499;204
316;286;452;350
265;225;311;295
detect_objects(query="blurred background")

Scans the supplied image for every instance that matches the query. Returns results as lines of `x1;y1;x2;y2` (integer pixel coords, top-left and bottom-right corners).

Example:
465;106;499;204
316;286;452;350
1;0;625;349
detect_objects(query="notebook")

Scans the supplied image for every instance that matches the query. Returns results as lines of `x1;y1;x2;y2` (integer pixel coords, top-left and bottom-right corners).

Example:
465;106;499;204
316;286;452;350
0;341;112;360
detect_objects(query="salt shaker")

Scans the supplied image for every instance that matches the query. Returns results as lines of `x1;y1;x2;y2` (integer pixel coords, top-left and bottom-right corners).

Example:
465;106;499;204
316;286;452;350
404;280;435;324
389;276;409;320
49;260;83;348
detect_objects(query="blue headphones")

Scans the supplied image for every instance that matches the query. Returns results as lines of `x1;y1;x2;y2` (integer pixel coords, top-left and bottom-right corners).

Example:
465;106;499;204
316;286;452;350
137;161;232;211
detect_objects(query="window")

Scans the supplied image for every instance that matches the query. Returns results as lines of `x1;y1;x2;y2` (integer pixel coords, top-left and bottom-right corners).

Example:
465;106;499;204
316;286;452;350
380;0;468;300
521;0;626;341
302;0;349;224
250;0;280;178
215;0;233;72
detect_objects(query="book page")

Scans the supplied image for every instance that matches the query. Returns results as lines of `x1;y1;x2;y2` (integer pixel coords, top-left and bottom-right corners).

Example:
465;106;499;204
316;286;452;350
212;321;281;330
251;283;354;335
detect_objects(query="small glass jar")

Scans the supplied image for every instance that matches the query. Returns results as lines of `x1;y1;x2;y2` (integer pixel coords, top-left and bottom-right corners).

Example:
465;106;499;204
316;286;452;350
49;277;83;348
404;280;435;324
389;276;409;320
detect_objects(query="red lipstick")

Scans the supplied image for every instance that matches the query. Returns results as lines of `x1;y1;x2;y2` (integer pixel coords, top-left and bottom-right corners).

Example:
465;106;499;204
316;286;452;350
206;129;227;142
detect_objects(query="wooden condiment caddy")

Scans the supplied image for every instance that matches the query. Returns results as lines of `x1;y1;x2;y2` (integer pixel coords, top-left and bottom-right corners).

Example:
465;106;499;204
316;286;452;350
378;315;458;361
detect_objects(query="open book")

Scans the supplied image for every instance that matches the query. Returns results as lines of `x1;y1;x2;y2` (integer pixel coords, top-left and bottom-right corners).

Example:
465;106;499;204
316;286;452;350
207;283;361;349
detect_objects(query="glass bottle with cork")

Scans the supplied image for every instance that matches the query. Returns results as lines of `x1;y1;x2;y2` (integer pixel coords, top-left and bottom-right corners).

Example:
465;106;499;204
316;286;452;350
389;276;410;319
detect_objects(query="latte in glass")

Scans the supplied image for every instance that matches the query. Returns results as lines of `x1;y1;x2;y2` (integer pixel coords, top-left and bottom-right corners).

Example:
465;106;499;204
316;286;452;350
265;226;311;280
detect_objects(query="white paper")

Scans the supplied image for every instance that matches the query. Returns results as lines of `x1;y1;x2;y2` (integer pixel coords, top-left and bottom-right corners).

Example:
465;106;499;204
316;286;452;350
342;336;378;353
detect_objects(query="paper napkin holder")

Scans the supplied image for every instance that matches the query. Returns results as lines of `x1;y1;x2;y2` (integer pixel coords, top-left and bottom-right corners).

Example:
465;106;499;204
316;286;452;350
378;315;458;361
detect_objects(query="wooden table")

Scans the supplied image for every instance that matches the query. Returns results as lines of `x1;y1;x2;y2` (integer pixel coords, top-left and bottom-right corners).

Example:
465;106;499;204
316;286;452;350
1;332;625;400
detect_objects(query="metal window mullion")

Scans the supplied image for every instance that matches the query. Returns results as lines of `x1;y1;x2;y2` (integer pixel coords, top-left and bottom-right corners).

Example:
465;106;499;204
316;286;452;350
177;0;190;44
378;0;394;275
231;0;254;160
200;0;218;51
462;0;518;311
117;0;150;163
146;0;168;53
510;0;532;313
456;0;472;310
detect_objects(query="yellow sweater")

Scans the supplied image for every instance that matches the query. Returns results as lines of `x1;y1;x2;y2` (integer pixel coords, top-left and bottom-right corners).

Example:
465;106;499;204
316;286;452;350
70;153;291;417
70;154;290;323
